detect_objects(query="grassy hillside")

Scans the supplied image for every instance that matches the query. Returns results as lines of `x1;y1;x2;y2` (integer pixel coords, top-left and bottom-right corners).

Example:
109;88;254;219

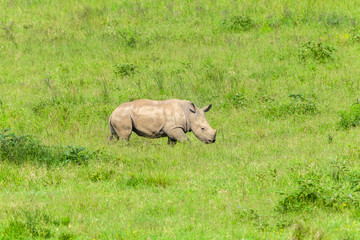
2;0;360;239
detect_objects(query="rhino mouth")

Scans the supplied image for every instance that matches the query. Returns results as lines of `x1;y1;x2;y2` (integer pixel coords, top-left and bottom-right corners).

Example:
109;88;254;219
205;138;216;144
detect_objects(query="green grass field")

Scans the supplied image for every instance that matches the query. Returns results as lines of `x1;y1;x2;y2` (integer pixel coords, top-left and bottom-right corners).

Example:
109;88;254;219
3;0;360;239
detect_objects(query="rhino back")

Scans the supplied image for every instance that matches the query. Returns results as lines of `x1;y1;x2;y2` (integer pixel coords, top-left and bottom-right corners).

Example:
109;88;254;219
129;99;189;137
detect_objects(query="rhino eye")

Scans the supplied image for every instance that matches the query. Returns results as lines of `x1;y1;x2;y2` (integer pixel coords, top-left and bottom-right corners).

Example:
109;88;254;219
201;127;205;131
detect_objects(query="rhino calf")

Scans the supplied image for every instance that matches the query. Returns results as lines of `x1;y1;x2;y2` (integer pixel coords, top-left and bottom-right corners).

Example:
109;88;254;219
109;99;216;144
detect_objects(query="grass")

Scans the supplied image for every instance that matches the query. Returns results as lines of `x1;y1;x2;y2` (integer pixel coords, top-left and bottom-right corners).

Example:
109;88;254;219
2;0;360;239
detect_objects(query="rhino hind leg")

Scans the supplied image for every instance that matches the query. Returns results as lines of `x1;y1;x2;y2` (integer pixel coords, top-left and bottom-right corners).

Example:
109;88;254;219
110;116;132;141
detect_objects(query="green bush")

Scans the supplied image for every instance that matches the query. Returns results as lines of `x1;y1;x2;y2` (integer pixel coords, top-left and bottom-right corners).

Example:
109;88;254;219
113;63;137;77
222;15;255;31
232;207;268;229
278;175;328;212
319;13;342;26
1;211;53;239
278;168;360;212
298;40;336;63
318;12;354;27
0;210;74;240
227;93;247;108
339;102;360;129
118;28;140;47
122;173;173;188
261;94;317;119
0;129;90;166
89;169;115;182
350;27;360;42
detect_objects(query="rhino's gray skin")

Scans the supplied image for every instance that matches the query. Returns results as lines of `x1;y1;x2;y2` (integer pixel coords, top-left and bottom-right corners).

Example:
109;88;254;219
109;99;216;144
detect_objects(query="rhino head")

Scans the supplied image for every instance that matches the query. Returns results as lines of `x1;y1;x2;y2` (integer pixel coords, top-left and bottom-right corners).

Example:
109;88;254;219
189;103;217;144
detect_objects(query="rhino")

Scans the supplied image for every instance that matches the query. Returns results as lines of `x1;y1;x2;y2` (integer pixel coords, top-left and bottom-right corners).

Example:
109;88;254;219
109;99;216;144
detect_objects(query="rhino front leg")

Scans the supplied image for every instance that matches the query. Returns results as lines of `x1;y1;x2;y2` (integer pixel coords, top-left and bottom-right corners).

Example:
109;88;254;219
166;128;189;144
168;138;177;145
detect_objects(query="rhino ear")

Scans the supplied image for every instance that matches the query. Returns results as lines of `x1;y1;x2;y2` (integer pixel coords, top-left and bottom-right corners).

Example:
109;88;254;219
189;102;196;113
201;104;212;112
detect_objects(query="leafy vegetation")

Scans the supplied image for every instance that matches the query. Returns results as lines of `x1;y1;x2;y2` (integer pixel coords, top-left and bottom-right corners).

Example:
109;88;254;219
222;15;255;31
339;102;360;129
260;94;318;119
0;210;74;240
113;63;137;77
0;129;90;166
298;40;336;63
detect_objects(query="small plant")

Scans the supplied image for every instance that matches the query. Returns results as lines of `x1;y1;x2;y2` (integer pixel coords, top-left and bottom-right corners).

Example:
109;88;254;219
0;129;91;166
222;15;255;31
278;169;360;212
330;158;349;182
123;173;172;188
298;40;336;63
281;8;297;26
350;27;360;42
89;169;115;182
0;210;75;239
227;93;247;108
261;94;317;119
278;175;325;212
60;217;71;226
145;173;172;188
118;28;140;47
319;12;343;26
1;210;54;239
339;101;360;129
58;232;77;240
63;146;89;165
113;63;137;76
125;174;145;187
232;207;268;229
0;96;4;108
1;21;18;48
288;222;310;240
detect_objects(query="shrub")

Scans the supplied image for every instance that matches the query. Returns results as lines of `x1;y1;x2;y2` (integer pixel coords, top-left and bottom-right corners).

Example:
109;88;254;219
331;158;349;182
89;169;115;182
278;169;360;212
261;94;317;119
281;8;297;26
1;211;53;239
319;12;355;27
227;93;247;108
339;102;360;129
63;146;89;165
0;210;74;239
232;207;268;229
58;232;77;240
113;63;137;77
122;173;172;188
0;129;90;166
118;28;140;47
350;27;360;42
319;12;342;26
278;175;325;212
298;40;336;63
222;15;255;31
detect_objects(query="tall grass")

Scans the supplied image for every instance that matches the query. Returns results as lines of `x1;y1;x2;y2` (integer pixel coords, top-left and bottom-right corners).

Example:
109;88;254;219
2;0;360;239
